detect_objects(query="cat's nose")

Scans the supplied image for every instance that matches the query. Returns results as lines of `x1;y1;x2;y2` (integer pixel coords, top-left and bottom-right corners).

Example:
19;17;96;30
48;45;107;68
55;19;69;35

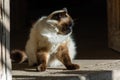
62;21;73;31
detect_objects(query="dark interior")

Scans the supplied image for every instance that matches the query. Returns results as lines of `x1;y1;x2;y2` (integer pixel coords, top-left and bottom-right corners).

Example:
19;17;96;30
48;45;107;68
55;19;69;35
10;0;120;59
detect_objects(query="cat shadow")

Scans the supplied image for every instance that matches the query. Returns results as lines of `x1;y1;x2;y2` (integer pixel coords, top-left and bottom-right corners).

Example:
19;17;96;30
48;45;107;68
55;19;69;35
12;62;36;72
12;62;66;72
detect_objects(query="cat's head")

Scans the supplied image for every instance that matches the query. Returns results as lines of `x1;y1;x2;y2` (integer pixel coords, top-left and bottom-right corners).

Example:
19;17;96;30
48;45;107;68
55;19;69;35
46;8;74;35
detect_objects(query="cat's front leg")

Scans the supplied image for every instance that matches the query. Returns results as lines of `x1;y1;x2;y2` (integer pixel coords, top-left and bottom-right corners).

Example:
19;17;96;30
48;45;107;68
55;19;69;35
36;51;49;71
56;44;80;70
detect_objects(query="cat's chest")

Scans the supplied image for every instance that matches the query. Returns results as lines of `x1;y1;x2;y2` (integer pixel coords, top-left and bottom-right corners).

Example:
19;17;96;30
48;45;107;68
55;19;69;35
41;31;69;54
42;32;69;44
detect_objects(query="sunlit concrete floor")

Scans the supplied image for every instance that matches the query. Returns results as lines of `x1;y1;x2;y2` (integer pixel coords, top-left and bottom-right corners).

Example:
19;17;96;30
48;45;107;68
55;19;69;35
12;60;120;80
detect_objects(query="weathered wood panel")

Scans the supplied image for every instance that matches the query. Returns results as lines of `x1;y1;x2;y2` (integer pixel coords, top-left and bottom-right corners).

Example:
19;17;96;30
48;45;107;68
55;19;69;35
0;0;11;80
107;0;120;52
0;0;3;78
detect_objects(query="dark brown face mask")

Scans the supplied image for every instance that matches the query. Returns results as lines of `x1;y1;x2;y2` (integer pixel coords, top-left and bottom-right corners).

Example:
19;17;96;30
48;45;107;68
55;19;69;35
47;8;74;35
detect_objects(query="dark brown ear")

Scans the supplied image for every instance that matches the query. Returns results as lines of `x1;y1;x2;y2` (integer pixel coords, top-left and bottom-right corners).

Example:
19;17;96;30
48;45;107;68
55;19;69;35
63;8;68;13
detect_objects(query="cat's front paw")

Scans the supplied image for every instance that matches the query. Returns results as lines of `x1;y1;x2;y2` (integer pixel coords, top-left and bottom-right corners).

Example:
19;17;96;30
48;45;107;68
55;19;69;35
36;64;47;72
66;64;80;70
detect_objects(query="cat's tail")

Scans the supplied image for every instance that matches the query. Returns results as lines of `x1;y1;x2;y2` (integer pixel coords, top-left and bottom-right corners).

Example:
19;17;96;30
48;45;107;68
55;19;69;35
10;50;28;64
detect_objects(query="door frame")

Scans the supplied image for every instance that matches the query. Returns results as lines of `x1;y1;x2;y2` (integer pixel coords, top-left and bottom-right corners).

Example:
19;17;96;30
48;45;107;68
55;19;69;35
0;0;11;80
107;0;120;52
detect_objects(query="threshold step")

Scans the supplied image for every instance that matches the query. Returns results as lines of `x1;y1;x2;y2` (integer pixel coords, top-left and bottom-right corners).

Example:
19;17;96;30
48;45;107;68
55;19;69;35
12;60;120;80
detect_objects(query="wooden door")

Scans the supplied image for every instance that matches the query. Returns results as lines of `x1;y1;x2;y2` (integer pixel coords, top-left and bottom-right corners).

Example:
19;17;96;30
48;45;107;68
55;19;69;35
0;0;11;80
107;0;120;52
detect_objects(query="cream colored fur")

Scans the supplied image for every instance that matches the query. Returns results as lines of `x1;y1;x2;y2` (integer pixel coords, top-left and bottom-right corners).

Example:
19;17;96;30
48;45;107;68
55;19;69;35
25;15;76;67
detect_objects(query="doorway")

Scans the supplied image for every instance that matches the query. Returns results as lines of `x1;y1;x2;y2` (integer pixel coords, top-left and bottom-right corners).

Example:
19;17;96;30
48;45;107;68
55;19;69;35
10;0;120;59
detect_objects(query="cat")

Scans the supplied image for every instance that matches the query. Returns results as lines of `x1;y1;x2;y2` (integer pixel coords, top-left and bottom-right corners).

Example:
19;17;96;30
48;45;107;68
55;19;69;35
11;8;80;71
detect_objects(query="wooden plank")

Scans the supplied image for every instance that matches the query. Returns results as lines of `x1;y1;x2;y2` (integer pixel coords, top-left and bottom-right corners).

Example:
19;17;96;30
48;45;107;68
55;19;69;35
112;0;120;52
0;21;2;79
0;0;3;78
0;0;11;80
107;0;120;52
0;0;2;19
3;0;11;79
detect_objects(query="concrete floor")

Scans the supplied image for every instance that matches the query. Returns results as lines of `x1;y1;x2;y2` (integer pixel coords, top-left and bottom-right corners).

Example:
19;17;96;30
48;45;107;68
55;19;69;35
12;60;120;80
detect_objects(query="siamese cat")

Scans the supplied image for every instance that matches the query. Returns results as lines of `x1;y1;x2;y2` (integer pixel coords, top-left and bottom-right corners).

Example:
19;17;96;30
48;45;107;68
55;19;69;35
11;8;80;71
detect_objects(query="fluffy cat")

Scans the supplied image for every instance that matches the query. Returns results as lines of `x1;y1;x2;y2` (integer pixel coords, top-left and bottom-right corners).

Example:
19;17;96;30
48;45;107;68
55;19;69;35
11;8;80;71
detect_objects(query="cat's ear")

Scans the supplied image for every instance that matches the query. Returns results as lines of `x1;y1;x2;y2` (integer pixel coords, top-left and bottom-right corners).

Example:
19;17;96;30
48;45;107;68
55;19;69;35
63;8;68;13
